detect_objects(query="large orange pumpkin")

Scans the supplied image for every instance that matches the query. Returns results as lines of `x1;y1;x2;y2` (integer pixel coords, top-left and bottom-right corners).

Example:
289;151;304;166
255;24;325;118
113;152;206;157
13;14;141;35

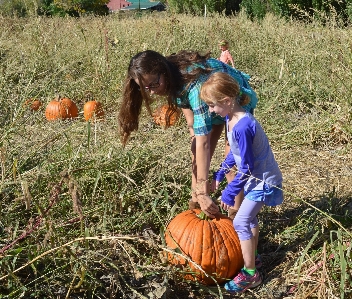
24;99;42;111
45;97;78;121
164;209;244;285
152;104;181;128
83;100;104;121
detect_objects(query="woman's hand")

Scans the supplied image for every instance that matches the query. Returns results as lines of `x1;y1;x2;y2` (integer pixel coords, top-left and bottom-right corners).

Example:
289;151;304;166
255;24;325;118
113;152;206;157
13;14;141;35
197;194;219;218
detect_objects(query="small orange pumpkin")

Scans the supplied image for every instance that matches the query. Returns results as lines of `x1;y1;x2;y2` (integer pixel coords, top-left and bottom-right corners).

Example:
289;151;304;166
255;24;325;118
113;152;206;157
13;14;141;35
83;100;104;121
45;96;78;121
25;99;42;111
164;209;244;285
152;104;181;128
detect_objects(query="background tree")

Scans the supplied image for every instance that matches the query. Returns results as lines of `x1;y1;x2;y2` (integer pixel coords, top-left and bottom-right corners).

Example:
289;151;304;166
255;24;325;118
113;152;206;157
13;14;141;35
0;0;38;16
225;0;242;15
44;0;109;16
240;0;351;22
0;0;109;16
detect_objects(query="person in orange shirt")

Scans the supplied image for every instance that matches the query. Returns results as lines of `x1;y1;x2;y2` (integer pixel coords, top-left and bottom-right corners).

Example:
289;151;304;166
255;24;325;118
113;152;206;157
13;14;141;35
218;39;235;68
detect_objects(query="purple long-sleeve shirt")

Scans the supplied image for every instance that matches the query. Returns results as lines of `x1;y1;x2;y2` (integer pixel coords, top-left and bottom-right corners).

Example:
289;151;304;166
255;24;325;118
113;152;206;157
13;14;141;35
213;113;282;206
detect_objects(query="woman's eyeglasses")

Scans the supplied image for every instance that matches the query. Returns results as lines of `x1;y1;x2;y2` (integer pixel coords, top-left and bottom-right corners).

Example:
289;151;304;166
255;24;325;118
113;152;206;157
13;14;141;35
144;74;161;91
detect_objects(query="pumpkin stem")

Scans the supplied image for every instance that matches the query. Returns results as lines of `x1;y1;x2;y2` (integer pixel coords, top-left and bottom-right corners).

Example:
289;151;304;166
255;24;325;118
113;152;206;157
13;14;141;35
197;211;210;221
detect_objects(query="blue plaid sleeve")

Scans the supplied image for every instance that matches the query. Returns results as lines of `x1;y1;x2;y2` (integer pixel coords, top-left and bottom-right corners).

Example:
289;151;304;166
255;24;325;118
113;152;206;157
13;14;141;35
187;83;213;135
206;59;258;113
175;58;258;136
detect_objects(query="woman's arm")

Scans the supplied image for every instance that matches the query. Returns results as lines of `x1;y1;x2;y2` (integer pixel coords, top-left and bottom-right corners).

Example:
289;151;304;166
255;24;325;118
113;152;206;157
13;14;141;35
182;108;219;217
195;134;210;193
195;134;219;217
182;108;209;191
182;108;195;138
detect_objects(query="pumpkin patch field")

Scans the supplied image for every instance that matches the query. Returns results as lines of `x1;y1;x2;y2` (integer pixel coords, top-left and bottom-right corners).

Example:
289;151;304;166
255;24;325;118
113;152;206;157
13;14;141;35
0;12;351;299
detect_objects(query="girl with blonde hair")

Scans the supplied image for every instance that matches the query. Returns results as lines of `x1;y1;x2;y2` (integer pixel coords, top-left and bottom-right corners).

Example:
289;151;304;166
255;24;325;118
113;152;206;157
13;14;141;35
200;72;284;293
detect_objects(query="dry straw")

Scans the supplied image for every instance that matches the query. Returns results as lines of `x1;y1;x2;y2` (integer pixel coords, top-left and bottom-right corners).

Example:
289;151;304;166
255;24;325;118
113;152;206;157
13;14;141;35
0;10;351;298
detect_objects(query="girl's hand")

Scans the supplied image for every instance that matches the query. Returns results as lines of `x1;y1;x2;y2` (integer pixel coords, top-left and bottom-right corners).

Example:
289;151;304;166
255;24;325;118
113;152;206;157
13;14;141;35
210;180;220;192
220;201;232;211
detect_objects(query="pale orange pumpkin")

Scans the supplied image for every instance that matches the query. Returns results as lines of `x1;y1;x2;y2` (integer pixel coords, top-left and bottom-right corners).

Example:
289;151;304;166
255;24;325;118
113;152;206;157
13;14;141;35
152;104;181;128
25;99;42;111
164;209;244;285
83;100;104;121
45;96;78;121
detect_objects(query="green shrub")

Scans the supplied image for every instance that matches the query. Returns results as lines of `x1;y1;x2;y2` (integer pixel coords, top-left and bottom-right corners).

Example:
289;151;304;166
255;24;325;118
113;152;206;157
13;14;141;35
240;0;351;23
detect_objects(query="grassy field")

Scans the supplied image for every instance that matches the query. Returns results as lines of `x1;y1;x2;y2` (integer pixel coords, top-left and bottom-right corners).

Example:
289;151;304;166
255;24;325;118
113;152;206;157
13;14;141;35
0;11;351;298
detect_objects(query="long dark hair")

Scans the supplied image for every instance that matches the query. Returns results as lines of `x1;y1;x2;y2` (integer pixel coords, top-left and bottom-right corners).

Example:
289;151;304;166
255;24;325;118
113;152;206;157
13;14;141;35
118;50;212;146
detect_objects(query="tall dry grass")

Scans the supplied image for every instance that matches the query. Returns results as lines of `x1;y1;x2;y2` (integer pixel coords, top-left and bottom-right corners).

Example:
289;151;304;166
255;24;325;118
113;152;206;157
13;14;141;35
0;11;351;298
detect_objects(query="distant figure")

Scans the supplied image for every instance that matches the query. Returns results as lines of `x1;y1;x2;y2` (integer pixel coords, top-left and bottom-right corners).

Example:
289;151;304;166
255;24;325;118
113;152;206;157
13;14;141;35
218;39;235;68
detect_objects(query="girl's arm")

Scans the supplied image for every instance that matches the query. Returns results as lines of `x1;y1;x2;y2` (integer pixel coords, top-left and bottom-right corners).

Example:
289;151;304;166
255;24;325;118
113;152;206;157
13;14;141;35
211;150;236;192
213;151;236;182
221;120;255;206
